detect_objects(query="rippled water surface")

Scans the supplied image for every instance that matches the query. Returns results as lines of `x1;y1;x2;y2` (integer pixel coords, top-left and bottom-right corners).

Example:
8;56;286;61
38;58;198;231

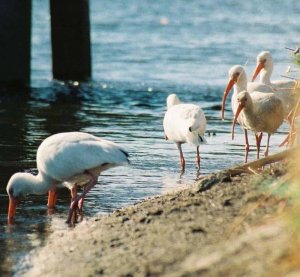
0;0;299;275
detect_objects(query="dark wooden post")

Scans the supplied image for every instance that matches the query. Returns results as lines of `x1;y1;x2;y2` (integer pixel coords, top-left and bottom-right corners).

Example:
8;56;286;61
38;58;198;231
50;0;91;82
0;1;32;87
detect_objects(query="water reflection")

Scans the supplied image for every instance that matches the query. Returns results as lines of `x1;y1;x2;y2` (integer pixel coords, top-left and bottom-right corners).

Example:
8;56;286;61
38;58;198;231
0;84;89;275
0;0;297;273
0;81;289;275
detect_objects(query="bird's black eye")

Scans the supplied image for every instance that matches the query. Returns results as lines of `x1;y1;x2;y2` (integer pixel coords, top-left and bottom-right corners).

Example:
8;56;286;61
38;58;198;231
235;72;240;77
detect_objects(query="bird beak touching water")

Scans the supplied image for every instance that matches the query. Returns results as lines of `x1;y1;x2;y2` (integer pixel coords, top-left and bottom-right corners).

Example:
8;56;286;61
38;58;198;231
221;78;235;120
8;196;19;224
231;102;245;140
251;61;264;82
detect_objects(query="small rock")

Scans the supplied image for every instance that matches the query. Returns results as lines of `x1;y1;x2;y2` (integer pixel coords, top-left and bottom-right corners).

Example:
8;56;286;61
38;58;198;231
92;239;98;245
195;175;219;192
223;199;233;206
140;217;152;224
221;175;232;183
147;208;163;216
95;269;104;275
191;226;206;233
121;216;130;223
138;216;147;223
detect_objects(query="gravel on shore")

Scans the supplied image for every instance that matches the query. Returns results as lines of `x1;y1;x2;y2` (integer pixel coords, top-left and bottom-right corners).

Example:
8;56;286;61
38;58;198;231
20;162;296;277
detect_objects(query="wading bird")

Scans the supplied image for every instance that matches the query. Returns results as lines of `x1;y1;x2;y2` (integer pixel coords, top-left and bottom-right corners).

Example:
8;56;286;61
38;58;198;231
6;132;129;224
232;90;284;158
252;51;300;145
163;94;207;172
252;51;296;90
222;65;272;162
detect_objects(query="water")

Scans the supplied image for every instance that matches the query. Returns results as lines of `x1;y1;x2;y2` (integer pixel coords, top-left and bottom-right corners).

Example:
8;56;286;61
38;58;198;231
0;0;299;275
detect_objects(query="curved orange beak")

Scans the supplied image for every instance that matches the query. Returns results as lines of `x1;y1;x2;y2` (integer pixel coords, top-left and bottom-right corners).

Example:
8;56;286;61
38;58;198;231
231;102;245;140
8;196;18;224
221;78;235;120
251;62;264;82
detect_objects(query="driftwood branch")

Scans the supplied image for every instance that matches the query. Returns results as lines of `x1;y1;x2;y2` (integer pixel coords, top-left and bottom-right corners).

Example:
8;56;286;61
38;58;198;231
226;147;298;177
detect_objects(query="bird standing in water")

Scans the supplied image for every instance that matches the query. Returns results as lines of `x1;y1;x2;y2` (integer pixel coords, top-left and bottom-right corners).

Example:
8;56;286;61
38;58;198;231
222;65;272;162
163;94;207;172
252;51;298;120
252;51;300;145
6;132;129;225
232;90;284;158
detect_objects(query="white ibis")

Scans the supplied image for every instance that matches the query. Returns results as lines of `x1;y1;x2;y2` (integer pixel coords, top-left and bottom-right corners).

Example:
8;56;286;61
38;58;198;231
252;51;300;146
252;51;298;120
163;94;207;172
6;132;129;224
221;65;272;162
232;90;284;157
252;51;296;89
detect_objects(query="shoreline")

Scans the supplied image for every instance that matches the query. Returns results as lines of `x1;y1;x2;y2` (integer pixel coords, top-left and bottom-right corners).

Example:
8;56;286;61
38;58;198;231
18;153;297;277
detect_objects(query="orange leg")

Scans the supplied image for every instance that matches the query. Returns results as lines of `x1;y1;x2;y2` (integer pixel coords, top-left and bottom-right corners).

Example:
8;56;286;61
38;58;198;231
68;185;79;224
47;188;57;208
279;133;290;147
67;174;98;224
255;132;263;159
71;185;77;201
264;134;271;157
244;129;250;163
78;198;84;212
196;146;200;170
176;143;185;172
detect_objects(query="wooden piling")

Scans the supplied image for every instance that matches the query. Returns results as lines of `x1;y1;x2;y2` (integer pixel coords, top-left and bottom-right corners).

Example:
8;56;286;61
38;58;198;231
50;0;91;82
0;1;32;87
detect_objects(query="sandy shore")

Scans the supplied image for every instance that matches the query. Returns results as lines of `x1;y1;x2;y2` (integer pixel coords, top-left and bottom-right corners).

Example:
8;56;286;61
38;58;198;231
19;161;297;277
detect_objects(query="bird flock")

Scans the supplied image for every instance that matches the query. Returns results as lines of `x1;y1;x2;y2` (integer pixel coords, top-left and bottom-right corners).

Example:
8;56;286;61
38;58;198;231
166;50;299;169
6;50;300;225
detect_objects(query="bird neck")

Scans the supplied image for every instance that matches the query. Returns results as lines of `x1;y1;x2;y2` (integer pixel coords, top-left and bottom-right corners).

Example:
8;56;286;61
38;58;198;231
242;98;254;119
235;74;247;93
260;63;273;85
23;173;54;195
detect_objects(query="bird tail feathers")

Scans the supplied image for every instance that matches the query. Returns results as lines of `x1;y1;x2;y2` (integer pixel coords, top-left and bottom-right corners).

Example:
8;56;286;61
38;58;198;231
187;131;207;146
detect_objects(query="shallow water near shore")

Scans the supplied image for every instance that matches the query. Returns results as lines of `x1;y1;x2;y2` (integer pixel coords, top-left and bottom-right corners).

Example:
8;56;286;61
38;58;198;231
0;0;298;275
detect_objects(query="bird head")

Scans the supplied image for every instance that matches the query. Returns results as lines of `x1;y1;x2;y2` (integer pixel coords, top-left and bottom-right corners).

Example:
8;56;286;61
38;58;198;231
6;173;31;224
166;94;181;109
221;65;244;120
252;51;272;82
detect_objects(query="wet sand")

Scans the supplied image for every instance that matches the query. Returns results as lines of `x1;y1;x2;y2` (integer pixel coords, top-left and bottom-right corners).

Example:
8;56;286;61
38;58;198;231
19;160;296;277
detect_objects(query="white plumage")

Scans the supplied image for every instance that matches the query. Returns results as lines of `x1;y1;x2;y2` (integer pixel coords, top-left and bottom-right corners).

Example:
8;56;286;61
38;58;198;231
252;51;296;89
163;94;207;171
232;90;284;158
37;132;128;182
252;51;298;120
222;65;272;121
7;132;129;224
222;65;273;162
